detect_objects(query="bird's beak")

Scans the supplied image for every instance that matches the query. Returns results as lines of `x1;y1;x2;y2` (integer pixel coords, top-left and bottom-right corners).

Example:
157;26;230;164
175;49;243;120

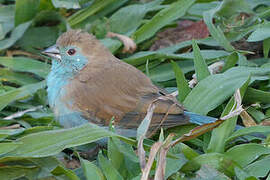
42;45;61;61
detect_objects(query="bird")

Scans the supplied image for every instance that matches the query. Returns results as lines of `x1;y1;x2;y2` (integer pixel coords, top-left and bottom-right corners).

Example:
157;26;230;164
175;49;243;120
42;29;216;137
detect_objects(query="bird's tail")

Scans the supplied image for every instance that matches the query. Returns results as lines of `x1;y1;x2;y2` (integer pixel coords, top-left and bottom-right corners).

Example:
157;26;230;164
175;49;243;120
184;111;217;125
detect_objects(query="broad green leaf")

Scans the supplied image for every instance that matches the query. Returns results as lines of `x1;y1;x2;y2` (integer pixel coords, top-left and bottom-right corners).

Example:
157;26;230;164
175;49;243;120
158;38;220;54
171;61;191;102
0;128;25;136
248;22;270;42
68;0;120;27
109;1;163;35
188;2;220;17
238;52;257;67
176;143;199;160
17;26;58;51
0;21;31;51
72;0;128;30
246;0;270;8
222;52;238;72
225;143;270;167
263;38;270;58
227;126;270;143
149;59;219;83
51;0;80;9
7;124;131;157
133;0;195;43
0;143;20;156
15;0;39;26
124;50;229;66
165;156;188;179
183;67;270;115
80;158;105;180
194;165;230;180
30;157;62;179
0;68;39;85
0;5;15;23
247;107;265;123
234;167;256;180
108;137;125;174
98;152;124;180
0;5;15;40
207;76;250;153
182;153;237;177
0;128;25;141
0;57;50;78
245;155;270;178
51;165;80;180
109;138;138;163
203;3;234;51
0;81;46;111
150;60;194;82
192;40;211;81
0;165;39;180
244;87;270;104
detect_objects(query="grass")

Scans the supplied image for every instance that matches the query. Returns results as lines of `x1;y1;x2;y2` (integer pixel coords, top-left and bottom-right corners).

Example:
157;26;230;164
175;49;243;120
0;0;270;179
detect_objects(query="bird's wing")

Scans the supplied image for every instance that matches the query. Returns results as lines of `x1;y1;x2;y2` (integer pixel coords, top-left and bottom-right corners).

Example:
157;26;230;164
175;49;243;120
65;58;187;133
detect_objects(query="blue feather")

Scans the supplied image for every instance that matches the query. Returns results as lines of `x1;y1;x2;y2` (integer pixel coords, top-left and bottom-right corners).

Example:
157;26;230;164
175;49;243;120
47;46;89;127
184;111;217;125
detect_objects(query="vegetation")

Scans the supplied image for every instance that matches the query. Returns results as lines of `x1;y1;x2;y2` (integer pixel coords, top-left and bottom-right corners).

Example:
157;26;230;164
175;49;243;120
0;0;270;179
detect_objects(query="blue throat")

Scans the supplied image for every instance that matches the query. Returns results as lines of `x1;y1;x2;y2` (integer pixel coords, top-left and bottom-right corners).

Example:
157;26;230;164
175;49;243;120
47;57;88;128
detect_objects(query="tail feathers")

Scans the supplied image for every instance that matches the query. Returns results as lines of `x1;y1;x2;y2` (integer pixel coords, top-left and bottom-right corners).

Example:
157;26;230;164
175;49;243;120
184;111;217;125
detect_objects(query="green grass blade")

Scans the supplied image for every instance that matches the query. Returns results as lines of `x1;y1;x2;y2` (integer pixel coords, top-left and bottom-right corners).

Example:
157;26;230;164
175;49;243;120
171;60;191;102
183;67;270;115
80;158;105;180
98;152;124;180
0;57;50;78
222;52;238;72
203;4;234;52
133;0;195;43
207;76;250;153
192;40;211;82
6;123;132;157
68;0;119;27
0;81;46;111
15;0;39;26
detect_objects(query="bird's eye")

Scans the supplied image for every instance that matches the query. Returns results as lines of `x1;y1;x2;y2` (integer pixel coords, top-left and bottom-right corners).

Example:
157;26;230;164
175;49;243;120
67;48;76;56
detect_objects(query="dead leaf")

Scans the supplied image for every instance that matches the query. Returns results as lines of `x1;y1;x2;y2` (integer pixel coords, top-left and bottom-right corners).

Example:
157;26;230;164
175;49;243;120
106;32;137;53
240;110;257;127
151;20;209;50
141;142;162;180
3;105;43;120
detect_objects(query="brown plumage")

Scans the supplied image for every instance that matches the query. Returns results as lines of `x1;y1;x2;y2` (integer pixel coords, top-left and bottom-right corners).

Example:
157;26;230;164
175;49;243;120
48;30;190;137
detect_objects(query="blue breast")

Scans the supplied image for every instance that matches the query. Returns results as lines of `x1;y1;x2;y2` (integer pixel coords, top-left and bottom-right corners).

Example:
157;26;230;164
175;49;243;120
47;61;88;128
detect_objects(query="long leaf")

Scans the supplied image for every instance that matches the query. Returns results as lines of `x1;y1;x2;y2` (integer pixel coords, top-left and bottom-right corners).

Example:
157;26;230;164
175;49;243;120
171;61;191;102
80;158;105;180
192;39;211;81
133;0;195;43
68;0;119;27
0;57;50;78
206;76;250;153
6;123;132;157
0;21;31;50
183;67;270;115
203;3;234;51
15;0;39;26
98;152;124;180
0;81;46;111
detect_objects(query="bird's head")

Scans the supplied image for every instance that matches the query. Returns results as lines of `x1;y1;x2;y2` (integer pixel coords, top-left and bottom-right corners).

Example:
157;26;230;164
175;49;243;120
42;29;111;74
